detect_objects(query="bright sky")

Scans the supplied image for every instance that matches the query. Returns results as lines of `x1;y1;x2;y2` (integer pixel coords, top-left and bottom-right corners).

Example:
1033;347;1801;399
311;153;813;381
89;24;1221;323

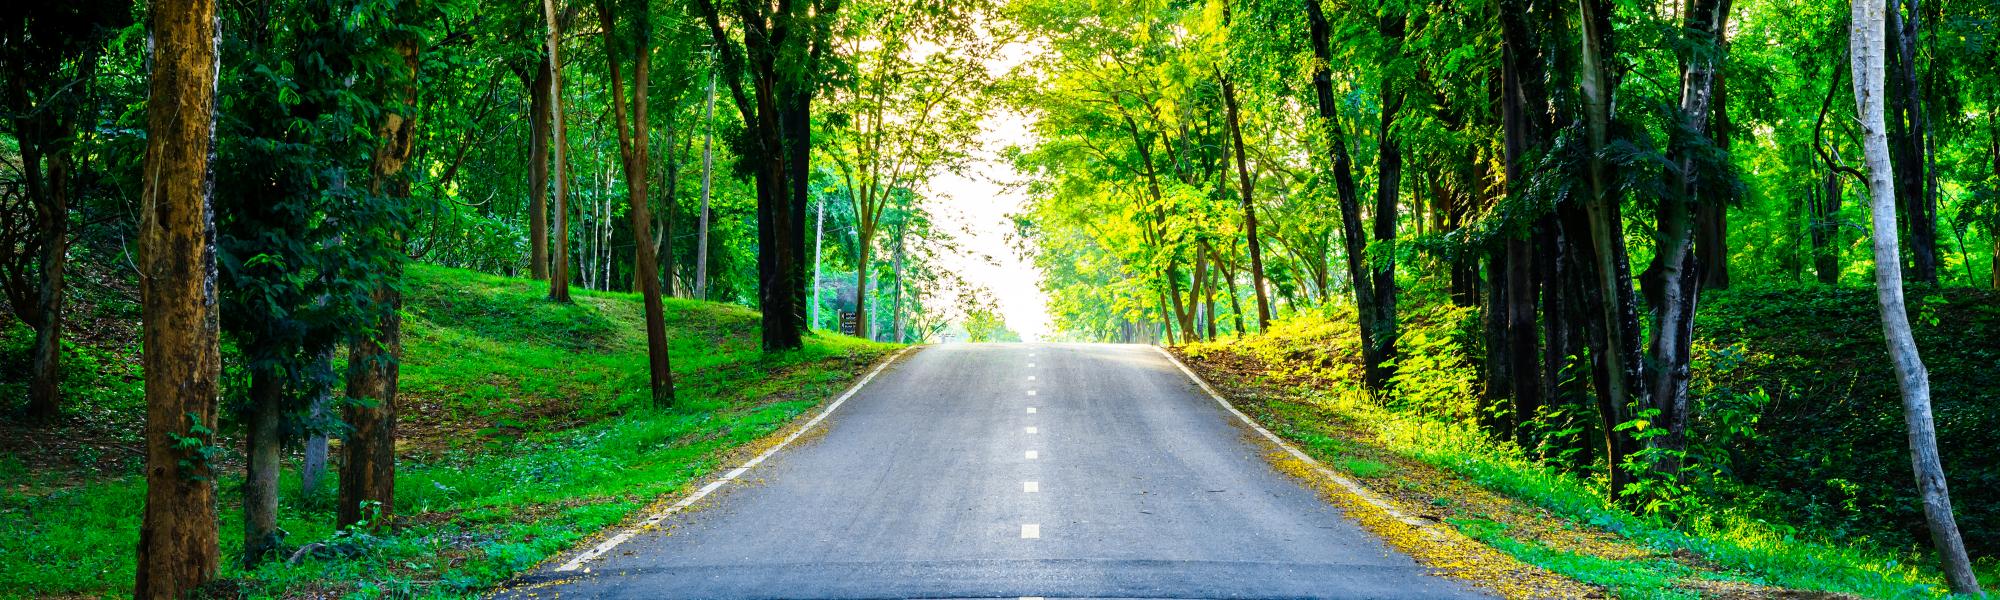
918;108;1052;341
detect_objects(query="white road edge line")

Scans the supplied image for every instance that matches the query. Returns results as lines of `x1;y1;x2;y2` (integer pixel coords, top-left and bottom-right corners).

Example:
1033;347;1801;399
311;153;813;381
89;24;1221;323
1151;346;1446;537
556;345;918;572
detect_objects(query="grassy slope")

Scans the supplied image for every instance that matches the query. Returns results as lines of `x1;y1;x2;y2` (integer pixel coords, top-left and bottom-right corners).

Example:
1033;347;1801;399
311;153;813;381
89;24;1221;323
0;264;895;598
1179;289;1996;599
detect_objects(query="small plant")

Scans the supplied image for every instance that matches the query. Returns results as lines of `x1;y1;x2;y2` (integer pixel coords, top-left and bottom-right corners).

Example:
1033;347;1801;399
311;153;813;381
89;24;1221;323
1341;458;1391;478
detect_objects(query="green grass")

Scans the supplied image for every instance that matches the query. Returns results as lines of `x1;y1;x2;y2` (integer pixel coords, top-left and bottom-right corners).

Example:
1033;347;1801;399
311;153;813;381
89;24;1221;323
0;264;896;598
1186;307;1993;599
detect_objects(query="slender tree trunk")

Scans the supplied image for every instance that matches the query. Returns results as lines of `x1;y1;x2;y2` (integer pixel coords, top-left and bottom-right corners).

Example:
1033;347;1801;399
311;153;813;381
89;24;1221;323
856;222;874;340
543;0;572;303
695;74;716;300
811;200;825;330
528;60;551;280
1644;0;1729;481
1306;0;1379;388
1696;46;1733;290
134;0;221;592
1885;0;1939;285
1577;0;1648;501
602;0;674;406
1370;13;1406;392
1220;61;1269;331
25;199;65;421
891;227;906;343
340;22;419;531
1850;4;1982;592
242;370;281;566
300;348;332;494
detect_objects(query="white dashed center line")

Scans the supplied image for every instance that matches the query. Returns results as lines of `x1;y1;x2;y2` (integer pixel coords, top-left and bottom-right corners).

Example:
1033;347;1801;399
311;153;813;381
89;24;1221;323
1025;450;1039;459
1028;375;1037;381
1028;362;1036;367
1027;390;1037;396
1024;481;1040;493
1026;407;1037;414
1024;426;1038;434
1021;524;1041;539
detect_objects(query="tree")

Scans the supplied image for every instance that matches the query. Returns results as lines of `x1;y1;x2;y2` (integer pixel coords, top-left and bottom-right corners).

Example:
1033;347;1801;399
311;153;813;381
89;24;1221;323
1849;0;1981;592
213;0;364;563
693;65;716;300
524;52;553;280
1215;0;1268;332
694;0;844;351
0;0;126;421
819;0;992;341
598;0;674;406
339;0;421;530
134;0;222;592
543;0;575;303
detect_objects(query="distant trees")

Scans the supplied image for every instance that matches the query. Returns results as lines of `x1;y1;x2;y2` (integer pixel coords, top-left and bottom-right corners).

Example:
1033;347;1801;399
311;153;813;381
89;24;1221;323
818;0;993;342
134;0;222;593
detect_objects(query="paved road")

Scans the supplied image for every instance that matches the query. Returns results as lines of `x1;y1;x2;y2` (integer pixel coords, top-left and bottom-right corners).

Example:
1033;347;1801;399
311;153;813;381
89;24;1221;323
505;343;1492;599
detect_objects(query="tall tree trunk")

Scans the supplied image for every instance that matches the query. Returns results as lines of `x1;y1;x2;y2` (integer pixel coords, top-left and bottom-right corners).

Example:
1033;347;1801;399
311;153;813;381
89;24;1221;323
1576;0;1647;502
528;59;552;280
1885;0;1938;285
340;21;419;531
1306;0;1379;387
1370;13;1406;393
1696;48;1732;290
694;73;716;300
1643;0;1729;482
1220;58;1269;330
1849;3;1981;592
602;0;675;407
543;0;573;302
135;0;221;592
1811;169;1844;284
811;199;825;329
24;172;66;422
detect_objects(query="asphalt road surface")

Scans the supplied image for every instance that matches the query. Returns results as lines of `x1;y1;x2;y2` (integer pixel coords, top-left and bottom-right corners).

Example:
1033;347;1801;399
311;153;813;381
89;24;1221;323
505;343;1493;599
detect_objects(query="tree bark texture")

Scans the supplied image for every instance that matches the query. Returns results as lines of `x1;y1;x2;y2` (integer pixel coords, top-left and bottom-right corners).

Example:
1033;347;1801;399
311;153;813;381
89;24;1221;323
339;20;419;531
1849;2;1982;592
543;0;573;303
600;0;675;407
528;59;552;280
134;0;222;593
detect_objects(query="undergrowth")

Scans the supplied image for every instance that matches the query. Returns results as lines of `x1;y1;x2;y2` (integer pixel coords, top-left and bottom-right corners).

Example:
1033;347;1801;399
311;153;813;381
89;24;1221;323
0;264;896;598
1182;286;1998;599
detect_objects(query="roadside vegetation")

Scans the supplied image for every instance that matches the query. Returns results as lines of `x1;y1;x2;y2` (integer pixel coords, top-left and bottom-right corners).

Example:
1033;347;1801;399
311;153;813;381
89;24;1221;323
1178;283;2000;599
0;264;894;597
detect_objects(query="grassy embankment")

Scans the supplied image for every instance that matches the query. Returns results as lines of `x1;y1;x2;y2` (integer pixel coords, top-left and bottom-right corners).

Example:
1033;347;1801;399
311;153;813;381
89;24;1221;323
0;264;895;598
1179;287;1998;600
